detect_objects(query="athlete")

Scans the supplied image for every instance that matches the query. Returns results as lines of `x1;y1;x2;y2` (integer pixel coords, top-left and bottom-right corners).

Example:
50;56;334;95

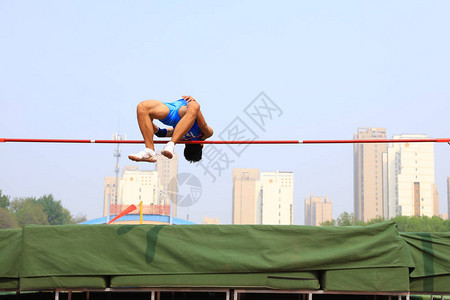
128;95;213;163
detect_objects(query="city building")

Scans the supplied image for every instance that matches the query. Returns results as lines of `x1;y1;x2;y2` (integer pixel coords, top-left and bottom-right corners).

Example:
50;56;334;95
256;171;294;225
304;195;332;226
232;169;260;224
232;169;294;225
353;127;387;222
203;216;220;224
156;152;178;217
103;166;137;217
103;177;120;217
121;169;159;206
433;184;439;217
383;134;437;218
103;160;179;217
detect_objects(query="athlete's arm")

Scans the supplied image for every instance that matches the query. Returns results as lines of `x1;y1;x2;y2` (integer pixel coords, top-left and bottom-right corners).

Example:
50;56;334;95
181;95;213;139
197;110;214;140
152;122;174;137
152;122;159;133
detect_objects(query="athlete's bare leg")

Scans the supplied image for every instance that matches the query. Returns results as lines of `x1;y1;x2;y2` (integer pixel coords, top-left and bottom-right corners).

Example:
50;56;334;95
135;100;170;150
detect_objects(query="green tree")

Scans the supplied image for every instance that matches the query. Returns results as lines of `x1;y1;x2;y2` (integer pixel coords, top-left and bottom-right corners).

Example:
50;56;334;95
336;212;362;226
393;215;449;232
396;216;424;232
320;219;336;226
10;198;50;226
365;216;385;225
320;212;449;232
0;189;10;209
70;214;87;224
425;216;447;232
36;194;71;225
444;219;450;231
0;207;17;229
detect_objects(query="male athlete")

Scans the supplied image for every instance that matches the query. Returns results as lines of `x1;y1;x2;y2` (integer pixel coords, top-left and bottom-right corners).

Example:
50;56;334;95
128;95;213;163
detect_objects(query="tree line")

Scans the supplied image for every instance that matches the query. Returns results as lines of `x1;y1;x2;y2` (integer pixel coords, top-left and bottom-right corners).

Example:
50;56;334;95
0;190;86;229
320;211;450;232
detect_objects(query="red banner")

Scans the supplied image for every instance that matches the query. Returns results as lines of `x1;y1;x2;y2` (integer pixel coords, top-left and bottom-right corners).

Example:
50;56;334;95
110;204;170;216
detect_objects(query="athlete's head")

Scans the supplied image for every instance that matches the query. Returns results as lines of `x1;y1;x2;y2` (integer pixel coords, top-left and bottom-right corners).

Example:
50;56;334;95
184;144;203;163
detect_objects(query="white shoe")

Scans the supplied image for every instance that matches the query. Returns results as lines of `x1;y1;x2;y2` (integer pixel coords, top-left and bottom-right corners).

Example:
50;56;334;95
128;150;157;163
161;142;174;159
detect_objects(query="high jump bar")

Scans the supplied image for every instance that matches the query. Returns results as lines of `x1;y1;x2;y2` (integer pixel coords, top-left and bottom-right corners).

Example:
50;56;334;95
1;138;449;144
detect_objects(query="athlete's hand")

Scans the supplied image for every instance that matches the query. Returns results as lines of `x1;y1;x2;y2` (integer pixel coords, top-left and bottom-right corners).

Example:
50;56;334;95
166;127;174;137
154;127;174;137
182;95;196;103
154;127;168;137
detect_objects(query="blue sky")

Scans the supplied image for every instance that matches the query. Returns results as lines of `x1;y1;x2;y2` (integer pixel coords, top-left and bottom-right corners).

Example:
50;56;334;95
1;1;449;224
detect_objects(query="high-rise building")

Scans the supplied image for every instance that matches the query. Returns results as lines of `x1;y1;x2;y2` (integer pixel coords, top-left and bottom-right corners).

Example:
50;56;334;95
103;177;121;217
121;169;159;206
305;195;332;226
256;171;294;225
383;134;437;218
103;166;136;217
156;152;178;217
354;128;387;222
232;169;294;225
433;184;439;217
104;165;174;217
232;169;260;224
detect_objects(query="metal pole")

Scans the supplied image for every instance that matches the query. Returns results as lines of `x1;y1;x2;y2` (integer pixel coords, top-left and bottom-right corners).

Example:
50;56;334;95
170;194;173;225
108;133;122;224
114;134;122;215
140;201;143;224
106;193;111;224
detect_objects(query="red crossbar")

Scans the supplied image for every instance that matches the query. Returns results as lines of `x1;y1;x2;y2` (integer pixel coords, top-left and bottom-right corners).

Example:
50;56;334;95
0;138;299;144
301;138;450;144
1;138;449;144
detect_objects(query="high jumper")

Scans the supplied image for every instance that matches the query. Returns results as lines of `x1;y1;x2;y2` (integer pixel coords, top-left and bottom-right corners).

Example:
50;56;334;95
128;95;214;163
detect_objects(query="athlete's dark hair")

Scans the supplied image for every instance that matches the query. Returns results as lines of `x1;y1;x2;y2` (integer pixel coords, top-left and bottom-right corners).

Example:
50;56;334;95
184;144;202;163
